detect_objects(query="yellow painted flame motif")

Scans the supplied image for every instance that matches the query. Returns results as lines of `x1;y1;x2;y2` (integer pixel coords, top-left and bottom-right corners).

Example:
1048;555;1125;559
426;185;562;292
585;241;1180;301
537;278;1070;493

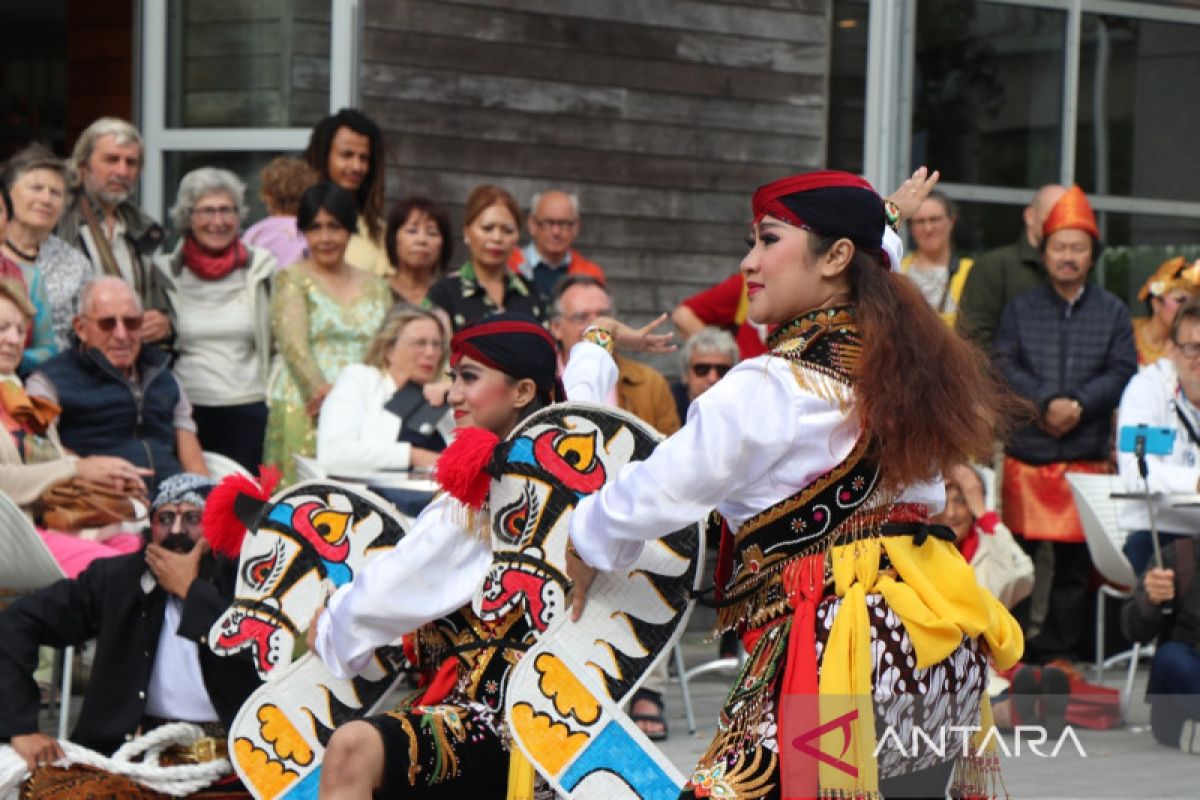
553;431;596;469
312;508;351;544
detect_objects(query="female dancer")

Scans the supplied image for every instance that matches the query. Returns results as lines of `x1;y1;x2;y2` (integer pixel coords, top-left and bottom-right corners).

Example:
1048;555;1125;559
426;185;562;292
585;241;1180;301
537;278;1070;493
567;170;1024;800
308;311;671;798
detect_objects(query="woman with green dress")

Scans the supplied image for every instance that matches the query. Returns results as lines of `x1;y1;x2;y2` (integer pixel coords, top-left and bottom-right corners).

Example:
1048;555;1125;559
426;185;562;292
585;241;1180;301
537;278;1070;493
264;182;391;485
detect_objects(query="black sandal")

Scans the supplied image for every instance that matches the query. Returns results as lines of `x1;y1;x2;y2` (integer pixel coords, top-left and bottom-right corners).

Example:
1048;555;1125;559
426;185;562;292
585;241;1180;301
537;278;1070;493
629;688;669;742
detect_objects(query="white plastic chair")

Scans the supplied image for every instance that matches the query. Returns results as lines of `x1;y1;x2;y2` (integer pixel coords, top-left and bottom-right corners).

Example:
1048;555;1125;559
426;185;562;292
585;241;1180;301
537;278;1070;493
0;491;75;739
293;455;326;481
1065;472;1150;721
672;641;744;735
202;451;252;481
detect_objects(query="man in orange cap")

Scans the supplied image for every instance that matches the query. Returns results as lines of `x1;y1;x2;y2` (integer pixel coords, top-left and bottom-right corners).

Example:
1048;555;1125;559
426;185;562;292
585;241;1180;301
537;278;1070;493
993;185;1138;666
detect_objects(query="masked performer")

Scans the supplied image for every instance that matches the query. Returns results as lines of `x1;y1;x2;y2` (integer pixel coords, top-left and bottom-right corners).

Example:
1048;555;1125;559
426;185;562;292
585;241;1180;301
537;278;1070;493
308;311;670;798
566;170;1024;800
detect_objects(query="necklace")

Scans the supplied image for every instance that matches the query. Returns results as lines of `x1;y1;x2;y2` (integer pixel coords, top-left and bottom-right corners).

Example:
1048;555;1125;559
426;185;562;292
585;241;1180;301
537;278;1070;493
4;238;39;262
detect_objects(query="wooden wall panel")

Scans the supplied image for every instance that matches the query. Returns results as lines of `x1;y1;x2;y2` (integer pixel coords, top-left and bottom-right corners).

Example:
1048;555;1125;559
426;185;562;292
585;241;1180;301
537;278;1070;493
362;0;831;372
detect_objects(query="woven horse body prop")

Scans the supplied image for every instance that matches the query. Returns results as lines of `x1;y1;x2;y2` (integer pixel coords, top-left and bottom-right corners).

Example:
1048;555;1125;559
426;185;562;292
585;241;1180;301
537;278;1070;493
218;403;703;798
208;482;411;798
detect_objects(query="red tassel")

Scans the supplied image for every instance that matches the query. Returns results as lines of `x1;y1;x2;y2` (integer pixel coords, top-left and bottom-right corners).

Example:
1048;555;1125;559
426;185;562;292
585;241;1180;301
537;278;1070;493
203;465;282;558
435;427;499;510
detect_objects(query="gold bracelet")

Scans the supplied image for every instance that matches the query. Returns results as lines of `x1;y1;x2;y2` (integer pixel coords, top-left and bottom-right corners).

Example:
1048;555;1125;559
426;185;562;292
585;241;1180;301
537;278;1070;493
582;325;614;354
883;199;902;233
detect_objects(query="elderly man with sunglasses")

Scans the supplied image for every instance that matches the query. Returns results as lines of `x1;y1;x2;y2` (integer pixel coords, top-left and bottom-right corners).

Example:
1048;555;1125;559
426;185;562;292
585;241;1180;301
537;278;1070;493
26;276;207;494
670;325;738;424
0;474;261;795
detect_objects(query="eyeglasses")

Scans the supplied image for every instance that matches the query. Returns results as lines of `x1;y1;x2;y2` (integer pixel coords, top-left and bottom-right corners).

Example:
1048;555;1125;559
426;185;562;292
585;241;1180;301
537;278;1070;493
85;315;143;333
399;337;443;351
909;215;948;227
691;363;732;378
534;217;578;230
1173;340;1200;359
153;509;203;529
561;309;611;325
191;205;238;220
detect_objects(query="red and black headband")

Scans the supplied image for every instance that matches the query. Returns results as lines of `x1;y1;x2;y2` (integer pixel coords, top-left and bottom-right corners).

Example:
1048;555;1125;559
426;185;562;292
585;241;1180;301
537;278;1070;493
450;313;564;401
752;170;886;256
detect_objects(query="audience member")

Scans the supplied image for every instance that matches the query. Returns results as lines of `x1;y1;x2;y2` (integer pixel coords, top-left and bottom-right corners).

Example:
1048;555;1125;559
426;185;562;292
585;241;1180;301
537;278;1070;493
1116;295;1200;575
304;108;390;277
0;474;261;796
156;167;277;473
900;190;973;327
957;184;1067;351
0;184;29;287
318;305;452;475
242;155;317;269
1121;534;1200;755
508;189;606;296
671;326;737;423
671;273;768;360
993;185;1137;666
0;144;81;369
1132;256;1200;366
26;276;208;494
57;117;171;343
384;196;453;307
0;279;148;577
264;183;391;485
427;185;548;332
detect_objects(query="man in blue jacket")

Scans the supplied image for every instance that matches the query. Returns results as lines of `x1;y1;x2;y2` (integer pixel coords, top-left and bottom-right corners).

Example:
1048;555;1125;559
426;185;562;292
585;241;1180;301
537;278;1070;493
993;185;1137;666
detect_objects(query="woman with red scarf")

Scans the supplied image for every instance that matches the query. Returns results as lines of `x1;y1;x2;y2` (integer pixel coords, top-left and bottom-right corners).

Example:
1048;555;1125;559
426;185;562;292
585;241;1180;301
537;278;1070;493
155;167;277;472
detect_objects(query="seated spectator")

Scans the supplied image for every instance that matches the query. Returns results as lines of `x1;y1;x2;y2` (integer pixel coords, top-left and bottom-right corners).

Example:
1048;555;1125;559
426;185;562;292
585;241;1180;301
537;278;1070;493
508;189;606;296
0;143;82;371
427;185;548;332
242;155;317;269
0;279;149;577
157;167;276;473
26;276;208;494
1132;256;1200;366
933;463;1034;609
1122;536;1200;755
384;196;453;307
1117;295;1200;575
671;326;737;423
318;305;453;474
0;474;261;796
671;273;768;360
264;183;391;486
900;191;973;327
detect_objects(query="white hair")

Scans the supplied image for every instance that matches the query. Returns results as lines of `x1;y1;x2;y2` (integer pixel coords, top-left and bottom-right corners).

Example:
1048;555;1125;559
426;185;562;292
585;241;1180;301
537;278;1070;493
168;167;248;232
70;117;143;173
530;190;580;217
74;275;142;317
679;326;739;373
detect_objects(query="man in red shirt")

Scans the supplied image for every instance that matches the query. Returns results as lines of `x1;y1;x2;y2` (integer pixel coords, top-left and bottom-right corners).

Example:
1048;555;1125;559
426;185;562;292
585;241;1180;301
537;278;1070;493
671;273;769;360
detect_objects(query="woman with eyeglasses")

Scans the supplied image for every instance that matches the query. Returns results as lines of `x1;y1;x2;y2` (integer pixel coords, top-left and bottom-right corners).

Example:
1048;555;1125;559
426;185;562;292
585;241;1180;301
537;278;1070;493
155;167;278;473
317;305;453;476
899;190;973;327
0;279;149;577
264;182;392;486
427;185;549;332
0;143;88;371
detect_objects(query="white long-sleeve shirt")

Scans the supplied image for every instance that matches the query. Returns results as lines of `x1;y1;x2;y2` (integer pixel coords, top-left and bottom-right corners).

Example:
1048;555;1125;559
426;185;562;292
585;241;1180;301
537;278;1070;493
313;341;617;678
568;352;945;572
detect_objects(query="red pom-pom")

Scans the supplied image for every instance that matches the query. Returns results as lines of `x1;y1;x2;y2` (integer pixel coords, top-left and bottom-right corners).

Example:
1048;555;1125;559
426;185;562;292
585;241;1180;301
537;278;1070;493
203;465;282;558
435;427;500;510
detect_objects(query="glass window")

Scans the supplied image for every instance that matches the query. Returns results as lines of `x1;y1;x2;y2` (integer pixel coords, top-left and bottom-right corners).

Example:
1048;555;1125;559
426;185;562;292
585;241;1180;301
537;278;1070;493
1075;13;1200;203
1096;214;1200;307
162;150;297;246
165;0;331;129
827;0;869;173
911;1;1066;188
937;199;1027;257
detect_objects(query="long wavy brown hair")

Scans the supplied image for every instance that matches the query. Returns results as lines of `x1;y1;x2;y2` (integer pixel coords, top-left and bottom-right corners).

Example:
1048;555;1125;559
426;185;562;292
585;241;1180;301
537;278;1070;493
811;235;1023;491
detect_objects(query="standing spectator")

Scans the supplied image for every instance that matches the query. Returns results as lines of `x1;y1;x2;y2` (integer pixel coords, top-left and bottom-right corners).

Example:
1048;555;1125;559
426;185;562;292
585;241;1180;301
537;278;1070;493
900;191;973;327
1131;256;1200;366
427;185;548;332
671;326;737;423
264;183;391;485
957;184;1067;351
671;273;768;360
26;276;209;494
57;117;171;343
304;108;390;277
993;185;1137;666
242;155;317;269
1;145;84;371
508;189;606;296
156;168;277;473
0;184;29;286
552;275;680;436
384;196;453;307
1116;295;1200;575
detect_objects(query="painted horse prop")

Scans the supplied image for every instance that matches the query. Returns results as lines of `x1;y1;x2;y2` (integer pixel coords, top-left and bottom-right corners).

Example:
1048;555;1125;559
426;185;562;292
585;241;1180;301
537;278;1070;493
214;403;704;799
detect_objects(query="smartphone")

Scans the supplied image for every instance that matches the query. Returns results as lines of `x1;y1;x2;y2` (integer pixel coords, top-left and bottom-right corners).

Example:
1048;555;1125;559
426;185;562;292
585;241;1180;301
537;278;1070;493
1118;425;1176;456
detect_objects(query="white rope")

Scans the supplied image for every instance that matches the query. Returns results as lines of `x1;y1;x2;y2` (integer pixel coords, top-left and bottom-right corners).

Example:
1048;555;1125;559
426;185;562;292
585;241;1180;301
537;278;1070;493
0;723;231;798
